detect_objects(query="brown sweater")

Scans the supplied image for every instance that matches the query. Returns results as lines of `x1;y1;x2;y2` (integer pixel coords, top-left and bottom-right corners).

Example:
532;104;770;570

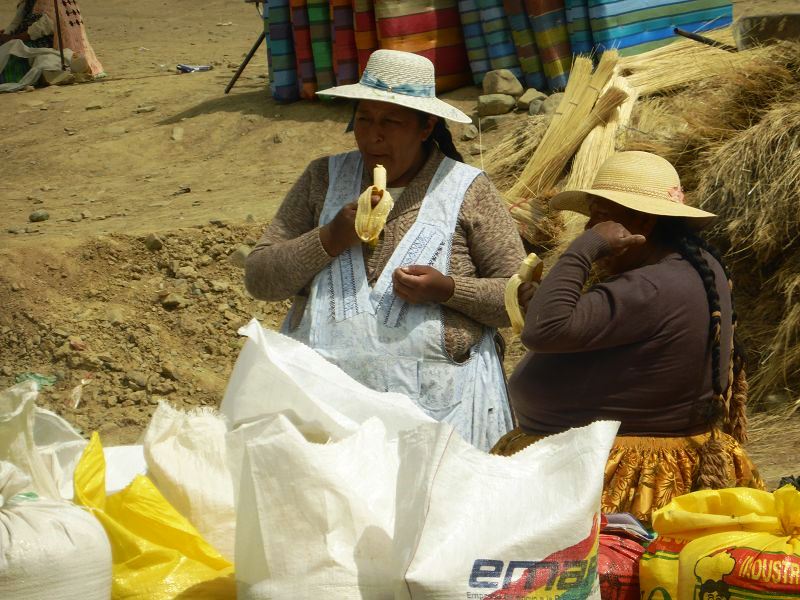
245;148;526;361
510;230;733;436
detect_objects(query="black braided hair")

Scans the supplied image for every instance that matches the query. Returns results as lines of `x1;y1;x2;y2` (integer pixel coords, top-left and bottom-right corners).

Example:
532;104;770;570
423;118;464;163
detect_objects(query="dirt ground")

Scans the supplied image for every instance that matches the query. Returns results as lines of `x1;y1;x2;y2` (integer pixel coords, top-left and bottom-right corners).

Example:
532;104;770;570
1;0;796;487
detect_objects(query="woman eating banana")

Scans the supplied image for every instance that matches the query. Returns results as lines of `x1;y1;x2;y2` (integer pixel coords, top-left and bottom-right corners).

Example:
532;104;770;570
244;50;526;451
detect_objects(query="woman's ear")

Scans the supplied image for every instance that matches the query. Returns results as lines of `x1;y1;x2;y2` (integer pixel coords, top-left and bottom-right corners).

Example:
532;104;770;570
422;115;437;141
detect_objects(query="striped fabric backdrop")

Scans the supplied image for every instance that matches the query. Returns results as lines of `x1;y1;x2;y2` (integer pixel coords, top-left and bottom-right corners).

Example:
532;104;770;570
588;0;733;55
290;0;318;99
457;0;491;85
330;0;360;84
374;0;472;92
502;0;546;89
308;0;336;91
524;0;572;90
477;0;522;77
565;0;593;54
263;0;300;102
354;0;380;73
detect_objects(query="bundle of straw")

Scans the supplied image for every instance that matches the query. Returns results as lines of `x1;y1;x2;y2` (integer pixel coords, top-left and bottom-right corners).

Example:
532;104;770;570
483;115;551;193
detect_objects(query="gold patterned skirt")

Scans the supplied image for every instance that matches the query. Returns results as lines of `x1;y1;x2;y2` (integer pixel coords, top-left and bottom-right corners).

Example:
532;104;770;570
491;428;764;525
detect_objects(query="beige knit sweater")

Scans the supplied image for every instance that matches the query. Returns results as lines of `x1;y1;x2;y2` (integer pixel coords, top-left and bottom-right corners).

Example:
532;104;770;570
245;148;526;361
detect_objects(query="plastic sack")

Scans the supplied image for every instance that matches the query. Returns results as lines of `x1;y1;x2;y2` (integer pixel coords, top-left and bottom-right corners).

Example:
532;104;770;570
236;412;618;598
73;432;235;600
32;405;87;499
642;485;800;599
221;319;433;435
598;532;645;599
0;461;112;599
143;403;235;561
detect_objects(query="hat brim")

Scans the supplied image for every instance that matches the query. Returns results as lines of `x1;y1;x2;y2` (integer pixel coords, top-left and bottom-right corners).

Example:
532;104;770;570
316;83;472;124
550;188;717;230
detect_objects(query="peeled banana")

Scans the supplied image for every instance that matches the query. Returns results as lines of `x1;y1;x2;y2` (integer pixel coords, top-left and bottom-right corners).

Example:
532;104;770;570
355;164;395;246
504;253;544;335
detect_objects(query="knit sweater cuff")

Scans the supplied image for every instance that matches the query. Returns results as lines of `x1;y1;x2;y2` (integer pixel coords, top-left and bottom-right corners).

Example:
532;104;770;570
443;275;479;312
300;227;335;270
568;229;611;260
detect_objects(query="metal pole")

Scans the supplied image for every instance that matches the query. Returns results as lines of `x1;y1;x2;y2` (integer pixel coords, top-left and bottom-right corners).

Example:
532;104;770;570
673;27;739;53
225;31;266;94
53;0;66;70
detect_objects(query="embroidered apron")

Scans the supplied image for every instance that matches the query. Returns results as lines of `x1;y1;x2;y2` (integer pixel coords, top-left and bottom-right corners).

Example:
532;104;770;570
284;151;512;450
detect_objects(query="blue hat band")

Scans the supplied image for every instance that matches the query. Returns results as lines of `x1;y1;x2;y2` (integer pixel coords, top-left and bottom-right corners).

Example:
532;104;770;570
359;71;435;98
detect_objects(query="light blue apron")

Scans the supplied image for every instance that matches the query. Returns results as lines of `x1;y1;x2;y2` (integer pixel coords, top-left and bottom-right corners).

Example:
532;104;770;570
284;151;512;451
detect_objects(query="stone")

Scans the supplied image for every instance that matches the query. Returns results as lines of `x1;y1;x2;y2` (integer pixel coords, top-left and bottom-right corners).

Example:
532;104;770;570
171;126;184;142
106;307;125;324
540;93;565;115
461;124;479;141
477;94;516;117
105;125;129;136
197;254;213;266
144;233;164;251
246;214;255;223
228;245;251;268
68;214;83;222
160;293;188;309
29;209;50;222
482;69;524;97
106;395;119;407
176;265;198;279
135;105;156;114
210;280;229;292
469;144;485;156
125;371;149;390
1;365;13;377
479;114;515;133
85;102;103;110
517;88;547;111
11;282;21;292
161;362;180;381
528;98;546;116
273;133;284;144
81;209;93;219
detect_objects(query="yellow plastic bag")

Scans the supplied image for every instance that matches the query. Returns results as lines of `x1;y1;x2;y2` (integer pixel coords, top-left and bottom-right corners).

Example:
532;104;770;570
73;432;235;599
641;486;800;600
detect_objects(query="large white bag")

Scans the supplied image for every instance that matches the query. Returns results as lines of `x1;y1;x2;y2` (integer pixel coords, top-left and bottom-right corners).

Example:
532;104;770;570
235;412;618;599
236;414;400;599
221;320;433;436
394;420;619;599
143;402;236;561
0;461;112;599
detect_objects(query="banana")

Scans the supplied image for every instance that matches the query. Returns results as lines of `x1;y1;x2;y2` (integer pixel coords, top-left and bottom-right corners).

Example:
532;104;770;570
504;253;544;335
355;164;395;246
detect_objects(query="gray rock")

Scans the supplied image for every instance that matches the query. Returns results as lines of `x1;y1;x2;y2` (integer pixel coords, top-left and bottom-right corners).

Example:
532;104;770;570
477;94;516;117
228;245;251;269
125;371;150;390
517;88;547;111
68;214;83;222
273;133;284;144
135;105;156;114
482;69;524;97
11;283;21;291
197;254;213;266
176;265;199;279
106;307;125;324
171;126;184;142
106;395;119;407
29;210;49;222
246;214;256;223
85;102;103;110
210;280;229;292
480;114;516;133
541;93;565;115
1;365;13;376
144;233;164;251
528;98;546;115
161;362;180;381
461;124;479;141
81;209;93;219
469;144;485;156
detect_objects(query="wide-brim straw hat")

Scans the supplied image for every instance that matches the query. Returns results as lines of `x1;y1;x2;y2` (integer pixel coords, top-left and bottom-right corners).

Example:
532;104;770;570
316;49;472;124
550;151;716;229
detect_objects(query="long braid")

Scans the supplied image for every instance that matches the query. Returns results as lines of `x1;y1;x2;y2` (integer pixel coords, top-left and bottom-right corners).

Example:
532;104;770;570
425;119;464;162
671;230;731;489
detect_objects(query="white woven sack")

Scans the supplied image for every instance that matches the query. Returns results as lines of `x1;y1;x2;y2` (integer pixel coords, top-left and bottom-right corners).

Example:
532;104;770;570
394;420;619;599
143;402;235;560
236;414;399;600
221;320;433;436
32;406;87;499
0;461;112;599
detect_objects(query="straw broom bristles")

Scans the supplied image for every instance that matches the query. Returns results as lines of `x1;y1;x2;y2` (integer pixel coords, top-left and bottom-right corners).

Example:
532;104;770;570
484;115;551;192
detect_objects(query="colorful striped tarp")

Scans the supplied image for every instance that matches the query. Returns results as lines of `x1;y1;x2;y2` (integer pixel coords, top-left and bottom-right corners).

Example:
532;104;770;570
525;0;572;90
330;0;359;84
565;0;593;54
374;0;472;92
457;0;491;85
263;0;300;102
354;0;380;73
476;0;522;77
308;0;336;91
588;0;733;56
290;0;318;99
502;0;546;89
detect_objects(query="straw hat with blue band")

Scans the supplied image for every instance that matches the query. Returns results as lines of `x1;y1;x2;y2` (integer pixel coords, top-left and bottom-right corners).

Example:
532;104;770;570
549;151;717;230
316;49;472;124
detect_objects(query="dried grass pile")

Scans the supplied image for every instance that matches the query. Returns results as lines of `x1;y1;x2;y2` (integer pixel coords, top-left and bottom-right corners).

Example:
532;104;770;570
624;41;800;407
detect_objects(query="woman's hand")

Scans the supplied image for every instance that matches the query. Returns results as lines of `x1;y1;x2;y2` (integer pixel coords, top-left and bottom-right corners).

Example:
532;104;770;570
591;221;646;257
392;265;454;304
319;193;381;256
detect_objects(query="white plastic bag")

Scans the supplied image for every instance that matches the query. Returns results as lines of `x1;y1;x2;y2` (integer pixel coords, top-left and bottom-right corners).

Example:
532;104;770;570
0;461;112;599
394;420;619;599
221;320;433;436
143;403;235;561
33;406;87;499
236;414;400;599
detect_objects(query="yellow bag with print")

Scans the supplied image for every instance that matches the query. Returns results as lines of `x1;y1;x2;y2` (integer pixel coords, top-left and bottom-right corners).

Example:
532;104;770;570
73;432;235;600
640;486;800;600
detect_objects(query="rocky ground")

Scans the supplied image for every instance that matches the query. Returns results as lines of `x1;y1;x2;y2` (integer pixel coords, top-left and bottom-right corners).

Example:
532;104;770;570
1;0;797;486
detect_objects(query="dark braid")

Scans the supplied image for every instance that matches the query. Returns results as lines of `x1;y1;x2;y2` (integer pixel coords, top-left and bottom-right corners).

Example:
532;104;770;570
653;218;747;489
424;118;464;162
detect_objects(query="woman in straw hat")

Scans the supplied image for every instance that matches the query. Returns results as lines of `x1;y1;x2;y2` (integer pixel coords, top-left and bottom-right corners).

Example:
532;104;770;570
493;151;763;522
245;50;525;451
